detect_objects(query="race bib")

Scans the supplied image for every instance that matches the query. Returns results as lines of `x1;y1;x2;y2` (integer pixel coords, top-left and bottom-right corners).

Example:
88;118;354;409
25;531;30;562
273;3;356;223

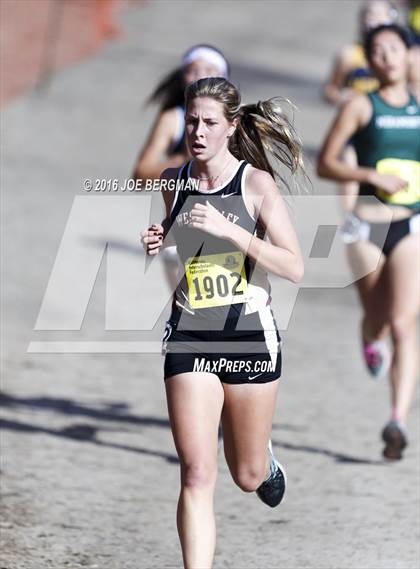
376;158;420;206
185;251;248;309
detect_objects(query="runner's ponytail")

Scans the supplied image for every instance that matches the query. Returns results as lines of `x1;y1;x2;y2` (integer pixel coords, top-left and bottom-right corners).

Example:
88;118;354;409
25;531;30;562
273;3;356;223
231;99;304;182
185;78;306;192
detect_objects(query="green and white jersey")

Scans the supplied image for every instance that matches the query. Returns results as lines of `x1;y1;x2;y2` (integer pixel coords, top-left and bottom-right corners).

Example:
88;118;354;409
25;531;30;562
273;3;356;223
353;91;420;210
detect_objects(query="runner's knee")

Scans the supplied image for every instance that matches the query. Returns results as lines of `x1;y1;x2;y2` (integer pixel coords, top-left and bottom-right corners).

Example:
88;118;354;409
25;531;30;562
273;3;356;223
390;314;417;343
180;461;217;490
232;462;267;493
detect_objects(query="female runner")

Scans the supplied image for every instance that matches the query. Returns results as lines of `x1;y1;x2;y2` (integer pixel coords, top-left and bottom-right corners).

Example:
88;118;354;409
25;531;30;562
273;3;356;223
133;44;230;288
142;77;304;568
132;43;229;182
318;24;419;460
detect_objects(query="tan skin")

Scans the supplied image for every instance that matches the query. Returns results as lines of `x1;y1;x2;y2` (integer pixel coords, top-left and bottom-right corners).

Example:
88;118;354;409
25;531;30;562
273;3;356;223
142;96;303;568
132;108;187;180
318;29;419;427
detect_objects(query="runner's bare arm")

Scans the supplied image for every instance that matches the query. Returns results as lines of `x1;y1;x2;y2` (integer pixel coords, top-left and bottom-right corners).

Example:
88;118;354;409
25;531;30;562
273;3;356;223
230;169;304;282
132;109;188;180
323;47;355;105
317;94;374;183
190;169;304;283
317;95;409;194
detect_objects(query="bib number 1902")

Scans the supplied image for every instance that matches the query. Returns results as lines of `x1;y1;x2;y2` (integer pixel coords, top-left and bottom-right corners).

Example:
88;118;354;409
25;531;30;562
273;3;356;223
185;252;248;309
192;272;243;301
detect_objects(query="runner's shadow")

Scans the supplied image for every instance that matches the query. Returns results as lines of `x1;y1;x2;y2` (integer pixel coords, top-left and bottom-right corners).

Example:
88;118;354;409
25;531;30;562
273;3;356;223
272;439;384;465
0;418;179;464
0;393;305;434
0;393;171;429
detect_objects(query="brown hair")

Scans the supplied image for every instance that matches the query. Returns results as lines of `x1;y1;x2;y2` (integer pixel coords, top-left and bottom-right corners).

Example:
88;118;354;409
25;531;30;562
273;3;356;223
184;77;306;192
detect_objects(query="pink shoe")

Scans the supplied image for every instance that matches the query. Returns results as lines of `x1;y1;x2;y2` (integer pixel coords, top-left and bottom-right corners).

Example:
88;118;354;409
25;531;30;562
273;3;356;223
362;340;391;379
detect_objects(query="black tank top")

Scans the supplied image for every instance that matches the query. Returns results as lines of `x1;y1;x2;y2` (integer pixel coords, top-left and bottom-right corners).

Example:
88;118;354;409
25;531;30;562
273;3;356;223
167;160;270;327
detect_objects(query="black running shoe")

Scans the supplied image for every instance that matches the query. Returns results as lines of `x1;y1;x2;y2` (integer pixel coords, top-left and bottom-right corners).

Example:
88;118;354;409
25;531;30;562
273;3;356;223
382;420;408;461
256;440;286;508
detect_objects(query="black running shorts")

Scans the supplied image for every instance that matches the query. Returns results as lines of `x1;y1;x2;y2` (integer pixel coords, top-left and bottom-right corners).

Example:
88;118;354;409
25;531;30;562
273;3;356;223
162;312;282;385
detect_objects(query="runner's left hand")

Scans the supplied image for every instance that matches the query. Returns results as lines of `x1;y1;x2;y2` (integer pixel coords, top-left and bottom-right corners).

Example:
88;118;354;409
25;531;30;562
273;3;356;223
190;201;232;240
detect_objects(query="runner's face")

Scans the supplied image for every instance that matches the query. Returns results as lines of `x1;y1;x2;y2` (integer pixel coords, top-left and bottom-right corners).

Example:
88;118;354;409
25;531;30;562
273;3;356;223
183;59;223;85
369;31;408;83
185;97;233;161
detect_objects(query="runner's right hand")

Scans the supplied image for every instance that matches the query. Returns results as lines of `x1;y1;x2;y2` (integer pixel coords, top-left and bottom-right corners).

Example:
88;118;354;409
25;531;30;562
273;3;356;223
141;224;164;255
371;172;409;195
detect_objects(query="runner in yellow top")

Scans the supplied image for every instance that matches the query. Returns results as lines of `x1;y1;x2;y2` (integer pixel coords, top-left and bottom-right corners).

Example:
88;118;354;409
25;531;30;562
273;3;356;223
407;0;420;99
324;1;398;106
324;1;400;212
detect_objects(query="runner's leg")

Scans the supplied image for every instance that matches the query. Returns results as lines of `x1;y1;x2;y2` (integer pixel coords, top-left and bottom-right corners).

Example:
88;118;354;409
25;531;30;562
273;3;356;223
386;233;419;423
165;372;224;569
346;240;389;341
221;380;279;492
